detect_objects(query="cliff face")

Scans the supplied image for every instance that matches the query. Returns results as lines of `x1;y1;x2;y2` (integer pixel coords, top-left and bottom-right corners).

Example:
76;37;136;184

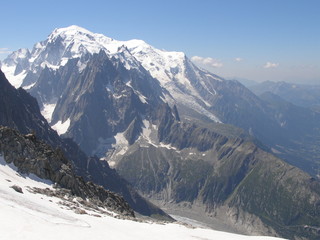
0;70;60;146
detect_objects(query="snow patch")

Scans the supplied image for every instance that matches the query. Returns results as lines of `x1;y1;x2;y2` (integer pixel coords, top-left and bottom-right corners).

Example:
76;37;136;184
22;82;36;90
159;142;180;152
114;131;129;155
60;58;69;66
1;65;26;88
126;81;148;104
138;93;147;104
140;120;159;147
41;103;56;123
77;60;87;72
52;118;70;135
142;120;152;140
40;61;60;70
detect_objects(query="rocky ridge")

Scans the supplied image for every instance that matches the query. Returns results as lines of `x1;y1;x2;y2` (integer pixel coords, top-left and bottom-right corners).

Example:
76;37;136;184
0;126;134;217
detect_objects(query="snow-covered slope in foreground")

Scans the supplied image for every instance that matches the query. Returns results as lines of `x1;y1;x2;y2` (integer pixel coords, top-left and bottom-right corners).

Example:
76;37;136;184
0;156;285;240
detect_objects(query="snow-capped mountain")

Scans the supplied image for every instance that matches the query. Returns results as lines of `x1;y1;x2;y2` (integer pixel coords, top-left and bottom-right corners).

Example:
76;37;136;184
3;25;320;176
2;26;320;239
2;25;220;122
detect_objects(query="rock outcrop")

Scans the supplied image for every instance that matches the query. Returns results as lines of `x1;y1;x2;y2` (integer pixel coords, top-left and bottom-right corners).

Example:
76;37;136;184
0;126;134;217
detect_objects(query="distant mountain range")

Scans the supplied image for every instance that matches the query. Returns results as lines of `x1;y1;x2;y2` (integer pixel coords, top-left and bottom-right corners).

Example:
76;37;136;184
1;25;320;239
249;80;320;111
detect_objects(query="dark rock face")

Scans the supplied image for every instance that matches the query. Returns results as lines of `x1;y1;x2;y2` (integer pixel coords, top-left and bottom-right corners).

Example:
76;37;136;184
30;51;166;155
0;70;60;145
0;126;134;217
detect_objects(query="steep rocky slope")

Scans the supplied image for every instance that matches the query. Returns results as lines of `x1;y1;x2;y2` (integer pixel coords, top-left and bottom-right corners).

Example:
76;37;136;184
115;106;320;240
0;69;171;219
29;50;166;155
0;126;134;217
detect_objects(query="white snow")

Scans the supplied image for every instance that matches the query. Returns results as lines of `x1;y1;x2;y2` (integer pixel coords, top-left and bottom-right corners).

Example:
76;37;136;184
41;103;57;123
0;155;286;240
141;120;153;141
113;131;129;155
159;142;180;151
93;131;130;162
126;81;148;103
1;65;27;88
76;60;87;72
51;118;70;135
60;57;69;66
140;120;159;147
22;82;36;90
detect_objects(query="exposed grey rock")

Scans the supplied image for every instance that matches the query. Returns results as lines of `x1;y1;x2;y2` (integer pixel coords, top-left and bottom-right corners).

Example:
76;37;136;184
10;185;23;193
0;126;134;217
30;51;166;155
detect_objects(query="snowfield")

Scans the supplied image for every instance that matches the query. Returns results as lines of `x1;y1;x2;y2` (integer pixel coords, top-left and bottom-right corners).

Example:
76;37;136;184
51;118;70;135
41;103;57;123
0;156;286;240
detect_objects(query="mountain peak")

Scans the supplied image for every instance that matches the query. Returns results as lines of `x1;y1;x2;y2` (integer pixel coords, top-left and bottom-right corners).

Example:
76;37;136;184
2;25;222;123
50;25;100;39
54;25;93;33
48;25;114;49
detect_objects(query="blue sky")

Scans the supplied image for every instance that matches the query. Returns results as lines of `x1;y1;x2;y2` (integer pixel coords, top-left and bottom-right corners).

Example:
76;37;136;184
1;0;319;83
